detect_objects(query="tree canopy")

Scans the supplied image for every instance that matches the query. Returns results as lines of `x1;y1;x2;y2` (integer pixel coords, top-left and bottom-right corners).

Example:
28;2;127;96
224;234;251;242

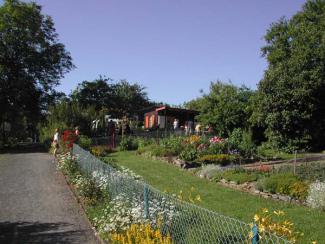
186;81;254;137
0;0;73;140
251;0;325;151
71;77;152;118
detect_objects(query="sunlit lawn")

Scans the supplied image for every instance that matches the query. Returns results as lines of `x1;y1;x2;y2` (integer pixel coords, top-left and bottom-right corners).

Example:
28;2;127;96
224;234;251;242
106;151;325;243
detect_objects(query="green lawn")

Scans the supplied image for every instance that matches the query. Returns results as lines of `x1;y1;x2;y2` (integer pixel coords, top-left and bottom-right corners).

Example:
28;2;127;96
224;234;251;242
107;151;325;243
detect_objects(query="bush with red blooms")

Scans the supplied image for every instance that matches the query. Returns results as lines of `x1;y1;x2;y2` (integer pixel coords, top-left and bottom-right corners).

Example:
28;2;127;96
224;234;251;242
62;130;77;150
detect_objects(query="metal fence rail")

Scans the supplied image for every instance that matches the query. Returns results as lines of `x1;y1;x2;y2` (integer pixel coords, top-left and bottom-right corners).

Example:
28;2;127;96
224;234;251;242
72;144;290;244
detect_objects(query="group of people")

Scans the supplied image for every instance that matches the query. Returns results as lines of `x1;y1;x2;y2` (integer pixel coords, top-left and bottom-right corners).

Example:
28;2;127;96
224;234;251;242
172;119;202;135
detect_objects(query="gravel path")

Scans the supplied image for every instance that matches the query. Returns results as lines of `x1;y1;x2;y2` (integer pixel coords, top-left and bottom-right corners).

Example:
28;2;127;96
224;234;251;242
0;153;98;244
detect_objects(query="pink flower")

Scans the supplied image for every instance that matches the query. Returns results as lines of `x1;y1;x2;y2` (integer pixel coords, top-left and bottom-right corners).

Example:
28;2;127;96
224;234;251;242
209;136;224;144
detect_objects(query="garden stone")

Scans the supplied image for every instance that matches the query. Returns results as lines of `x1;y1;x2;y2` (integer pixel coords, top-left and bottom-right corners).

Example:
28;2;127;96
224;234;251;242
254;190;260;194
272;194;279;199
220;179;227;184
279;195;291;202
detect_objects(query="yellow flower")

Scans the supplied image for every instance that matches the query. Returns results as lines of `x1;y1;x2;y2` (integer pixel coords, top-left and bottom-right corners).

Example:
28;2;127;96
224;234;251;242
312;241;317;244
254;214;260;222
262;208;269;213
259;224;265;233
195;194;202;202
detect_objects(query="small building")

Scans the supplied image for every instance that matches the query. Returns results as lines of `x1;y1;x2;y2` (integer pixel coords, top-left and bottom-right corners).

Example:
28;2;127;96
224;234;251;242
144;106;199;129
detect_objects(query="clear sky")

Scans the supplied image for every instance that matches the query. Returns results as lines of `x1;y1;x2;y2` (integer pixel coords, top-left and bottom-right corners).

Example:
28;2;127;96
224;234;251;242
2;0;306;105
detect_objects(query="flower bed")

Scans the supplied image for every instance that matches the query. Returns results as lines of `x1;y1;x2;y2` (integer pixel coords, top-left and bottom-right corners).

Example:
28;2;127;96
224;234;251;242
56;152;173;243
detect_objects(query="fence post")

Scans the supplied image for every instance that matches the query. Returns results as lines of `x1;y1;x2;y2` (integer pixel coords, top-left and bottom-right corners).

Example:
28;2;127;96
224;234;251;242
252;224;259;244
144;184;149;219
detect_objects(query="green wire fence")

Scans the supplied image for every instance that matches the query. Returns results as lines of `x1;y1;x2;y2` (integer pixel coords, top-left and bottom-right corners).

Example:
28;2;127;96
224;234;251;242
72;144;290;244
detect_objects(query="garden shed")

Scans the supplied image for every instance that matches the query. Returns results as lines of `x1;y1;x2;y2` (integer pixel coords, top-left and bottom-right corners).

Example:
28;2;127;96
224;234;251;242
144;106;199;129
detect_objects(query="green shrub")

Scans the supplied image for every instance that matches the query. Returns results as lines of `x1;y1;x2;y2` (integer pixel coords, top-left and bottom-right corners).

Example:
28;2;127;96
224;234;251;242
257;173;308;199
78;135;92;150
136;137;154;149
119;136;138;151
206;142;228;154
197;154;238;166
160;136;185;155
213;171;224;182
74;175;103;205
90;145;115;157
179;146;198;162
222;170;258;184
57;153;79;180
150;144;175;157
239;130;256;158
290;181;309;200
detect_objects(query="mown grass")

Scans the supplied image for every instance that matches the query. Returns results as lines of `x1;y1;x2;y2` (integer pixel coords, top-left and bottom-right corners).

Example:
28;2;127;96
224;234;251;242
106;151;325;243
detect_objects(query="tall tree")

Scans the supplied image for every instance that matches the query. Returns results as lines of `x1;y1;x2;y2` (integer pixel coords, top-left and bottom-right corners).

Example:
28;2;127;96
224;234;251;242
0;0;73;140
188;81;254;137
252;0;325;151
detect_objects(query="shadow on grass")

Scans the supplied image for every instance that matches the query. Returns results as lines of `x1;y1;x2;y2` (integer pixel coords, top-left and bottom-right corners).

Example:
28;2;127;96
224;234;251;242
0;221;90;243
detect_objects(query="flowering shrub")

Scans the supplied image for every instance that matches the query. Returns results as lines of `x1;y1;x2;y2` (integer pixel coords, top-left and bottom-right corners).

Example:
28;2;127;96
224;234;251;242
184;135;201;145
307;181;325;210
257;164;272;173
73;174;104;205
250;208;303;243
57;152;78;179
93;193;176;239
111;221;173;244
209;136;224;144
62;130;77;150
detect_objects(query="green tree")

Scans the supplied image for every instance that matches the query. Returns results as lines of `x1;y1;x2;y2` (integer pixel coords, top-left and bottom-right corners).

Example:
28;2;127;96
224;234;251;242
71;77;113;110
39;101;96;145
189;81;254;137
252;0;325;151
71;78;151;118
0;0;73;141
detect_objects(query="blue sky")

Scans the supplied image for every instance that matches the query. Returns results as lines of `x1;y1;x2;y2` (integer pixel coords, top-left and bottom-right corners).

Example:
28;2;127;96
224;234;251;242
2;0;306;104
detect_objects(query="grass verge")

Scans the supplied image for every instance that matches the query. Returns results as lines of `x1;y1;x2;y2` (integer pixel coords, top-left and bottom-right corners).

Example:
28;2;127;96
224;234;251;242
107;151;325;243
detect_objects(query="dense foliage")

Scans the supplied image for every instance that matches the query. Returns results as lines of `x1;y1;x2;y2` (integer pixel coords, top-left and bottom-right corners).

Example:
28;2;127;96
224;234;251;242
71;77;152;117
0;0;73;142
186;81;254;138
251;0;325;151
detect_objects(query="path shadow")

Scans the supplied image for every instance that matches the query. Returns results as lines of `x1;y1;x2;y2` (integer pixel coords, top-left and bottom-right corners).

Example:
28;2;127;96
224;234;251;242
0;221;90;244
0;143;47;154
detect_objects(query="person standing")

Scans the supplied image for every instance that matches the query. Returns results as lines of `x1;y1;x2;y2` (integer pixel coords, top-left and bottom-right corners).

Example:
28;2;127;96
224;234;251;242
195;123;201;135
107;120;116;148
74;126;79;136
188;120;194;135
53;128;60;158
173;118;179;131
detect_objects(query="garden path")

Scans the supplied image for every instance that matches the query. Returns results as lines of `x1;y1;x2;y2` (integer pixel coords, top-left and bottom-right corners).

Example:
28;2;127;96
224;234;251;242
0;152;98;243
